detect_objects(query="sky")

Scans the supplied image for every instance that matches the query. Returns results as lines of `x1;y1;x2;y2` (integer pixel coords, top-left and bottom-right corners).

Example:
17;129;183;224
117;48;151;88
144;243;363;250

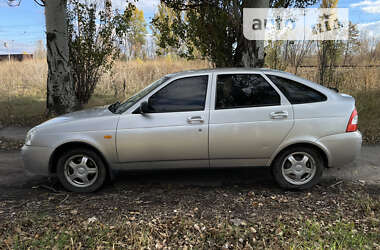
0;0;379;54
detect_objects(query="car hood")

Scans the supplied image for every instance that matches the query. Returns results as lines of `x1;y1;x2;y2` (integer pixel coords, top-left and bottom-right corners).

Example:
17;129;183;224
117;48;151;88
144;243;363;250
35;105;117;131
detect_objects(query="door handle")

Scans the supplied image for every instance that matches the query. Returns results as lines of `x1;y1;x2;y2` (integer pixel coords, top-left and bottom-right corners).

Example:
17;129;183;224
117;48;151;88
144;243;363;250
187;116;204;123
270;111;288;119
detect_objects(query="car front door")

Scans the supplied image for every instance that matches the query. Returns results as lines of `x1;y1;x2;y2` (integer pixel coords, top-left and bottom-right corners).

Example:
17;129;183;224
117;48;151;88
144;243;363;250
209;73;294;167
116;74;212;169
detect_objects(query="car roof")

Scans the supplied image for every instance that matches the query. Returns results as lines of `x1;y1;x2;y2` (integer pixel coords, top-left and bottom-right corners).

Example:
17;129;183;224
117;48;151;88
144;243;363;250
166;68;287;78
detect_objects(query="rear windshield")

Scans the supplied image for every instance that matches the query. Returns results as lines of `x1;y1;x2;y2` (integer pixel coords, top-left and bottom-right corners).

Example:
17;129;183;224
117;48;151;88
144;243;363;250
267;75;327;104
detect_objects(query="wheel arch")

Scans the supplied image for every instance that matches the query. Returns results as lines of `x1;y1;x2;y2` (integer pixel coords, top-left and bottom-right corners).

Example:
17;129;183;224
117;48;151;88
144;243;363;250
270;142;329;169
48;141;114;180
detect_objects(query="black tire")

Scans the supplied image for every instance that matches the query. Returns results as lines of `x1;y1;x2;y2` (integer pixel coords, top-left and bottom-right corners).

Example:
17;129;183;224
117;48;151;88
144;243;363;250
56;148;107;193
271;146;324;190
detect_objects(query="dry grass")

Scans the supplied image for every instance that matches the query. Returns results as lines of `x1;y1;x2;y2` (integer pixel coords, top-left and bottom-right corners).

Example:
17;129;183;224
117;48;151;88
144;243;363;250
0;57;209;126
295;66;380;92
0;57;210;100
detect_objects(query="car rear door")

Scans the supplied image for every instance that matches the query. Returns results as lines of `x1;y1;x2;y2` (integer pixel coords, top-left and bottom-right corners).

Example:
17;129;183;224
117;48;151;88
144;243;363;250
116;74;212;169
209;72;294;167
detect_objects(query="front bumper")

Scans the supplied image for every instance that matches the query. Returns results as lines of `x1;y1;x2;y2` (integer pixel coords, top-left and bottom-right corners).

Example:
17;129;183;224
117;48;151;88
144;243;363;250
21;145;53;176
317;131;362;167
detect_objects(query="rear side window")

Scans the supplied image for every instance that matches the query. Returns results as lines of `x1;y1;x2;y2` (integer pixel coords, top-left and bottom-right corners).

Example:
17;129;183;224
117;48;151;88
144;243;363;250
148;75;208;113
267;75;327;104
215;74;280;109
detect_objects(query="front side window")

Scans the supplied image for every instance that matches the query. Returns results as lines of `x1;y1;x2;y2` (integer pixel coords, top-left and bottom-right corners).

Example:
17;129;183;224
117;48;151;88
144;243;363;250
215;74;281;109
148;75;208;113
115;76;171;114
267;75;327;104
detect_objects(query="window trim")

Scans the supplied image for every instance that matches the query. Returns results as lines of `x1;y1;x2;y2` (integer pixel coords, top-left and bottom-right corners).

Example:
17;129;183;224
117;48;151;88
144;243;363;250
265;74;328;105
214;73;282;110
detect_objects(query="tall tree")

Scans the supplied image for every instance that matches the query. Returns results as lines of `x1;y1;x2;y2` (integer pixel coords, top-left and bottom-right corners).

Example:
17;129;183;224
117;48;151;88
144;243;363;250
45;0;78;115
151;2;180;56
152;0;317;67
317;0;343;87
342;22;360;66
265;40;288;70
124;8;147;59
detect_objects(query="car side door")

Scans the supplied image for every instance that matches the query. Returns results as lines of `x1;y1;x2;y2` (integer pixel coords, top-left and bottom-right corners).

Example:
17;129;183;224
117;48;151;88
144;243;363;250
115;74;212;169
209;72;294;167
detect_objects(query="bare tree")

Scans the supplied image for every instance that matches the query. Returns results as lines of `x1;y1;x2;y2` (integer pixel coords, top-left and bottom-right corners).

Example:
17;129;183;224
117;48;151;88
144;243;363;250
342;22;360;66
359;32;378;65
287;40;313;74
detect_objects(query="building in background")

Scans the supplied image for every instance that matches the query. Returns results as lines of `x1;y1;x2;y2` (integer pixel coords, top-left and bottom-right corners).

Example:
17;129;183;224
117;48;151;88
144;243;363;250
0;53;33;61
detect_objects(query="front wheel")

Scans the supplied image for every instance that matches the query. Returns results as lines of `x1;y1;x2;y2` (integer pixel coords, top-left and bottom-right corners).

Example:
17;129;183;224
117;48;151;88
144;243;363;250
272;147;324;190
56;148;107;193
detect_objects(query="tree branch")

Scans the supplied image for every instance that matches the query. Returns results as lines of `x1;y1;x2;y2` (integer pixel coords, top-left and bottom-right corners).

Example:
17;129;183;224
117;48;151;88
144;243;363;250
162;0;215;11
33;0;45;7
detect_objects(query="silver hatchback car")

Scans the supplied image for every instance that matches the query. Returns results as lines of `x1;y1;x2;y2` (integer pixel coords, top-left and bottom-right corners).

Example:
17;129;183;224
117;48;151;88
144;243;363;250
22;68;362;192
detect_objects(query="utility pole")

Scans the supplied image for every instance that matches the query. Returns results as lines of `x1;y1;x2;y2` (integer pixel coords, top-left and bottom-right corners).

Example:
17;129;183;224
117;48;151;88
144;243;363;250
3;41;10;62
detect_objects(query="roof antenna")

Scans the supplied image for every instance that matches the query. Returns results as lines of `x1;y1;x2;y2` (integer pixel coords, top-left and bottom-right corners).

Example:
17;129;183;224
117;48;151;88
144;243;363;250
7;0;22;7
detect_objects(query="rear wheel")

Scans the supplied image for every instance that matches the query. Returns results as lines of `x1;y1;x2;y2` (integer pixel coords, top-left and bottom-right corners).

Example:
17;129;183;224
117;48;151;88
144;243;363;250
272;147;324;190
56;148;107;192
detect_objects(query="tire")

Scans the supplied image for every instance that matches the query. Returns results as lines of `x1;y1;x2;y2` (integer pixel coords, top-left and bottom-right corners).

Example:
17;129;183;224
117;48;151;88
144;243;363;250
56;148;107;193
271;146;324;190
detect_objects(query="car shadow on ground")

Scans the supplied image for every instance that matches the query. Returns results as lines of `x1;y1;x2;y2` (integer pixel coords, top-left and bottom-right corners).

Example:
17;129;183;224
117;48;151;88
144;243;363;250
110;166;275;188
0;164;359;200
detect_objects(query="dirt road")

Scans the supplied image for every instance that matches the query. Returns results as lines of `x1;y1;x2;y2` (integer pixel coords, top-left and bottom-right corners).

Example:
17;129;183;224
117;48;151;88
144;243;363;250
0;144;379;191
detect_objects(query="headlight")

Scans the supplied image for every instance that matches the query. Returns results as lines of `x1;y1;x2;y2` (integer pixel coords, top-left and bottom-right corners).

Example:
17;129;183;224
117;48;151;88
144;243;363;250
25;128;37;146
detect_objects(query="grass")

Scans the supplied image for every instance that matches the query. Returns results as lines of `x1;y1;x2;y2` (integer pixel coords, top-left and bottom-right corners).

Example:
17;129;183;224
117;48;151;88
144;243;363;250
0;58;379;143
6;217;377;249
1;183;379;249
353;89;380;144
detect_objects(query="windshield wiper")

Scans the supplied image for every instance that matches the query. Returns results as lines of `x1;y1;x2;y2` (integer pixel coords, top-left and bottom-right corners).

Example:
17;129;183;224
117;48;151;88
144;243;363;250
108;101;121;113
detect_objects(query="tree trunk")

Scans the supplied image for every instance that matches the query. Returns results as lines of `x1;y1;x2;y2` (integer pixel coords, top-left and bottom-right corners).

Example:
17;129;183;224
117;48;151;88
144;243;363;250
240;0;269;68
45;0;77;115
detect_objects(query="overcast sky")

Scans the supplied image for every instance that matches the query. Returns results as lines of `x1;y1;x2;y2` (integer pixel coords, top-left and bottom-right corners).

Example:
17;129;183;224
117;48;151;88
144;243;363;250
0;0;379;54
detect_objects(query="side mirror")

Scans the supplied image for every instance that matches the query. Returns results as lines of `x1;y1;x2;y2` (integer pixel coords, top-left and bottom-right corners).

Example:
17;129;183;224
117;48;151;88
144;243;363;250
139;101;150;114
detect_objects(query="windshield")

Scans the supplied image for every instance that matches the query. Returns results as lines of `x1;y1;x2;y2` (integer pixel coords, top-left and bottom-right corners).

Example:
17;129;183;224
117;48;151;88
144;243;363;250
114;76;171;114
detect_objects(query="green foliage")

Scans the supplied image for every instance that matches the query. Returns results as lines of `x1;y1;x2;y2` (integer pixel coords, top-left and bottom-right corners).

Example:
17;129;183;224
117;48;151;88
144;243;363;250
67;0;134;106
124;8;148;59
152;0;318;67
151;3;182;56
265;41;288;70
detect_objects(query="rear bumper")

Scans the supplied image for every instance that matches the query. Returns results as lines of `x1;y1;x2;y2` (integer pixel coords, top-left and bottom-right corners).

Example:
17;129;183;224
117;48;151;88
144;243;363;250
317;131;362;167
21;145;53;176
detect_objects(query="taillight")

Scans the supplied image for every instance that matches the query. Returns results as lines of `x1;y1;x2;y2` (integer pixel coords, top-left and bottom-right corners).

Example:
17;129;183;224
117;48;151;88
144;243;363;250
346;108;358;132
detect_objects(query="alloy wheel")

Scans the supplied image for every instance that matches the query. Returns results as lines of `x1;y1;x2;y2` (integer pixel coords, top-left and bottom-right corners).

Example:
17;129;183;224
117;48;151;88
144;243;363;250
64;154;99;188
281;152;317;185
